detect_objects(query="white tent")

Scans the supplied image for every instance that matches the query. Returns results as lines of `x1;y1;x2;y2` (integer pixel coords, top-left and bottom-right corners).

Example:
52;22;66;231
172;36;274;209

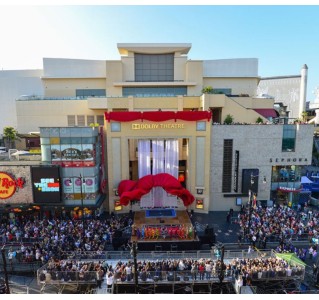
301;176;313;184
11;150;30;156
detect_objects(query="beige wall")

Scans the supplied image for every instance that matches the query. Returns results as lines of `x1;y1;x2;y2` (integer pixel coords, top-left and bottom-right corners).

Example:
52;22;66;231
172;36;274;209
186;60;203;96
203;78;259;96
106;119;211;213
105;61;123;97
43;78;106;97
210;124;313;211
16;100;105;133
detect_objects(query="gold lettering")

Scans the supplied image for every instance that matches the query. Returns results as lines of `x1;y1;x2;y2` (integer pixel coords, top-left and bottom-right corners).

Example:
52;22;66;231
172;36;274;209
132;123;185;129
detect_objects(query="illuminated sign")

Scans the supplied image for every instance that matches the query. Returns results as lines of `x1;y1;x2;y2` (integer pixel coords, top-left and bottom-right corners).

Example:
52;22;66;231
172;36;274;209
34;178;60;192
0;172;25;199
132;123;185;130
31;167;61;203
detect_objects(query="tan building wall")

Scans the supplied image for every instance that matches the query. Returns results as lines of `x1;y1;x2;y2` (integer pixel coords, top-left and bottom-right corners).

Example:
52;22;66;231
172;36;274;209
210;124;313;211
106;118;211;213
203;78;259;97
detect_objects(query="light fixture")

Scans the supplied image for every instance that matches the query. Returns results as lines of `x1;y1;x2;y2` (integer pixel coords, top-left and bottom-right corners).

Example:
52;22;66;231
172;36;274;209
263;176;267;184
114;189;119;196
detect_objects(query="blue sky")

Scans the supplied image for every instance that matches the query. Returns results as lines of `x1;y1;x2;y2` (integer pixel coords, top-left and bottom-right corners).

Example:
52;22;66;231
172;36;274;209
1;5;319;102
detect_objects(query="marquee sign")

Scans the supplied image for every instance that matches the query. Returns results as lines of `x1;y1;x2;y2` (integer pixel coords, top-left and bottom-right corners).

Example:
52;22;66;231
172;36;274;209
0;172;25;199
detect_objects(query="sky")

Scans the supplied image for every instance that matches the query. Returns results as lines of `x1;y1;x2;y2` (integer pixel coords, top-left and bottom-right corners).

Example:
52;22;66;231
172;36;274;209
1;4;319;102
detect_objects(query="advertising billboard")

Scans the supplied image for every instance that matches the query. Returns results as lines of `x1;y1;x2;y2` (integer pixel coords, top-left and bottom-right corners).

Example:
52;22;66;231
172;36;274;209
31;166;62;203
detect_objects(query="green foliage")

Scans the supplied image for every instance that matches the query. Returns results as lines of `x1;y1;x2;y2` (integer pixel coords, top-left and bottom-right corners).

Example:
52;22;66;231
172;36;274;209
224;114;234;125
89;123;100;128
256;117;264;124
202;86;213;94
3;126;18;149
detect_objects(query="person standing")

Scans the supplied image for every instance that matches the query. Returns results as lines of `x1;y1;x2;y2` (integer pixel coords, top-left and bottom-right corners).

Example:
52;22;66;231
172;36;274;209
106;271;114;292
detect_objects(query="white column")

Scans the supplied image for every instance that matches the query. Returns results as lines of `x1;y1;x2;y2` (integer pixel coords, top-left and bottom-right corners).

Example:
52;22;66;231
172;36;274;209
299;64;308;118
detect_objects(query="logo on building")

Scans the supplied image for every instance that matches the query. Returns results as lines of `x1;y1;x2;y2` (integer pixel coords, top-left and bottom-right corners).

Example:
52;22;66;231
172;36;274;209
0;172;25;199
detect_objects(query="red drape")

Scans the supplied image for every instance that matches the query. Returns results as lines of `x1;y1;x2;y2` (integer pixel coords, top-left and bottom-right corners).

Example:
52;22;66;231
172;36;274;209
105;111;212;123
118;173;195;207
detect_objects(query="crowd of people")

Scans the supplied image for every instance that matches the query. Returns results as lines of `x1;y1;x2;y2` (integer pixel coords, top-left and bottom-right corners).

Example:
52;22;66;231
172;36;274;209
0;213;132;264
236;203;319;248
38;255;305;287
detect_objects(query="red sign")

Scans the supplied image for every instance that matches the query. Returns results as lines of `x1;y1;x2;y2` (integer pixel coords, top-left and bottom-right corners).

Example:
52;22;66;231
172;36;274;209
0;172;25;199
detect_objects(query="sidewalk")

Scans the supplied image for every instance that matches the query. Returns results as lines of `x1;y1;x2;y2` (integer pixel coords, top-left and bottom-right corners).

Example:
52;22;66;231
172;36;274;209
192;211;241;244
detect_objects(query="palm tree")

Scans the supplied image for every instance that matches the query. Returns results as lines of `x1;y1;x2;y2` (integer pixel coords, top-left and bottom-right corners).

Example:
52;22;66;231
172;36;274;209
3;126;18;149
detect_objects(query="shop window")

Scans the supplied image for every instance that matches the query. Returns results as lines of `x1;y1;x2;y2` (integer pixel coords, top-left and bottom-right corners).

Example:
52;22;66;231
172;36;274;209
196;198;204;209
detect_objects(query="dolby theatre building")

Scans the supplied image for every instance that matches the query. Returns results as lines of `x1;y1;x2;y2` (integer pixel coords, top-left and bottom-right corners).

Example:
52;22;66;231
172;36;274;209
1;43;313;213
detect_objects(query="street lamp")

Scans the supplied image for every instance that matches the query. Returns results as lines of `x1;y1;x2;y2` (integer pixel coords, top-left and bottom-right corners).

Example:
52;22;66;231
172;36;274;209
130;241;139;294
215;242;225;293
248;174;259;237
75;174;85;236
1;246;10;294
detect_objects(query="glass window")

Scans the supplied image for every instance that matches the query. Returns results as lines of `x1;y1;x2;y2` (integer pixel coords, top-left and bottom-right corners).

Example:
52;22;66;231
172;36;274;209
60;137;72;144
67;115;76;126
135;53;174;82
96;115;105;126
76;89;106;98
111;122;121;132
282;125;296;152
196;121;206;131
123;86;187;97
71;137;82;144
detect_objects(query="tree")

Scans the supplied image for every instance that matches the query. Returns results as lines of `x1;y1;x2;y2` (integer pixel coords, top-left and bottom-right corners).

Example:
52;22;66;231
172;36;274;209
202;86;214;94
3;126;18;149
301;111;308;122
223;114;234;125
256;117;264;124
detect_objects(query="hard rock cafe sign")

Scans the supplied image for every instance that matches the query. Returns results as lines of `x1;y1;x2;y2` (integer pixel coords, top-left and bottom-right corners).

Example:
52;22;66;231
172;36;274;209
0;172;25;199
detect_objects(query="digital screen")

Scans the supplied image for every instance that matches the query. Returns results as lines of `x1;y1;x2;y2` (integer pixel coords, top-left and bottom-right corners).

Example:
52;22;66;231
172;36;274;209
31;166;61;203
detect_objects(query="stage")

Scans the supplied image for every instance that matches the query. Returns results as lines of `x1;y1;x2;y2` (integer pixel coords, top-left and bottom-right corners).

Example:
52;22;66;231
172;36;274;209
130;209;200;251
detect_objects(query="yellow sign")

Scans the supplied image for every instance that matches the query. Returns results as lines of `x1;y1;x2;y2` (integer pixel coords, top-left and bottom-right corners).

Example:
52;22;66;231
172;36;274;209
132;123;185;130
29;149;41;154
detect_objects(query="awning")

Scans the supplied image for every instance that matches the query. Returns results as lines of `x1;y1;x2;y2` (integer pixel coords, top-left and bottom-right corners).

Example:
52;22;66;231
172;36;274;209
254;109;279;119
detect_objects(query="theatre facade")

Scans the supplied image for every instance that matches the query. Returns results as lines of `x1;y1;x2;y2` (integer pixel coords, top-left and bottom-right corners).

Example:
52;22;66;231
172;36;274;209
0;43;314;214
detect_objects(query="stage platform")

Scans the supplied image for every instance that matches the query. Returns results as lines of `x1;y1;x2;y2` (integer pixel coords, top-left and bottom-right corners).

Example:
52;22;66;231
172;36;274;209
131;210;200;251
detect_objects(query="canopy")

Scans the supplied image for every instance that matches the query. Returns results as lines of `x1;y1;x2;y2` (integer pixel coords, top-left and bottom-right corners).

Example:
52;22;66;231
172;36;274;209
301;176;313;184
11;150;30;156
275;252;307;267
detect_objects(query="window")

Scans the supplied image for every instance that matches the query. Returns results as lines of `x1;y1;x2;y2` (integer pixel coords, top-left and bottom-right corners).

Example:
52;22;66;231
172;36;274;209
135;53;174;82
111;122;121;132
87;115;95;126
77;115;85;126
67;115;76;126
76;89;106;98
96;115;105;126
123;86;187;97
196;121;206;131
282;125;296;152
222;139;233;193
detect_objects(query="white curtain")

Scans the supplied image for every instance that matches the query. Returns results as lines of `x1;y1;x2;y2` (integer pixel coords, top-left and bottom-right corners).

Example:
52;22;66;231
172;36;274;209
138;140;151;178
138;140;153;208
152;140;165;207
164;139;179;179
